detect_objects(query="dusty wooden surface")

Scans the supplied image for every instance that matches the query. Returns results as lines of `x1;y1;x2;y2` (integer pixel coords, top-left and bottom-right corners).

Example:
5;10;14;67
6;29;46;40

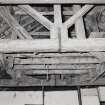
0;4;104;87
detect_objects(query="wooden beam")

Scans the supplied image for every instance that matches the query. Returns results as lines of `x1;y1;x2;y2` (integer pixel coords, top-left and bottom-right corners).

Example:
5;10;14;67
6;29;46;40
0;38;105;52
0;39;58;53
18;5;53;30
89;52;105;63
15;10;74;16
0;54;6;70
51;5;62;40
24;69;88;75
89;33;105;63
6;52;94;58
0;6;32;39
14;57;99;64
64;5;94;29
89;63;105;82
61;38;105;52
30;32;50;36
14;64;97;70
0;0;104;4
73;5;86;39
54;5;62;27
0;24;10;35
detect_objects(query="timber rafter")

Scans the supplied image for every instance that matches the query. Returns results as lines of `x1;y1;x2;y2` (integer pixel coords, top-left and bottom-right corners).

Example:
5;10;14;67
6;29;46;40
0;1;104;86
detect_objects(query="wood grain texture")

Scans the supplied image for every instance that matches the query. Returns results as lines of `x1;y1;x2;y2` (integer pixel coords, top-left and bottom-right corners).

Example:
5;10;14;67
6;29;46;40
0;0;104;4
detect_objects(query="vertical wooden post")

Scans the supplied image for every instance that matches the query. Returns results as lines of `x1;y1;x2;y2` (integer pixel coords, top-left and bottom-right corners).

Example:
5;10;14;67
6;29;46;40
77;86;82;105
61;25;68;41
73;5;86;39
51;5;62;40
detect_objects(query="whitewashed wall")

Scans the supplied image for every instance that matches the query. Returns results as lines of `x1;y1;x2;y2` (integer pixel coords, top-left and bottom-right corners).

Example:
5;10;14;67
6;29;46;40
81;88;100;105
0;87;104;105
45;91;79;105
0;91;43;105
98;87;105;101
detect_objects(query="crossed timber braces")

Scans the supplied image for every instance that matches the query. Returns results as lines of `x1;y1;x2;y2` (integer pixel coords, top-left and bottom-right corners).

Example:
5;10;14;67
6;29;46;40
0;1;105;86
0;3;105;52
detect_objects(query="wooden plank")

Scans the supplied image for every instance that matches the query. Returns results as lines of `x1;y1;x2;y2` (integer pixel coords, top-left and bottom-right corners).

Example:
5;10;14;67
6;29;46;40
15;10;74;16
89;63;105;83
5;52;94;58
0;0;104;4
0;6;32;39
0;39;58;53
0;54;6;70
14;64;97;70
73;5;86;39
0;38;105;52
14;57;99;64
51;5;62;41
30;32;50;36
89;52;105;63
64;5;94;29
24;69;88;75
54;5;62;27
18;5;53;30
61;38;105;52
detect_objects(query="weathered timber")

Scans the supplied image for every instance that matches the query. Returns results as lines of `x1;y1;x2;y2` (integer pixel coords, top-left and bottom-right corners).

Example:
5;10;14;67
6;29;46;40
0;6;32;39
0;39;58;53
0;24;10;35
0;0;104;4
14;64;97;70
24;69;88;75
52;5;62;40
73;5;86;39
61;38;105;52
5;52;94;58
89;52;105;63
15;11;74;16
30;32;50;36
14;57;99;64
18;5;53;30
0;38;105;52
89;32;105;62
64;5;94;29
89;63;105;82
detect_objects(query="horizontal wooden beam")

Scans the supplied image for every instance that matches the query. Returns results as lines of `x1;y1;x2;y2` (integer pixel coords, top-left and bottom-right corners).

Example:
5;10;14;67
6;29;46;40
0;0;104;4
62;38;105;52
15;11;74;16
24;69;88;75
14;57;99;64
0;39;58;53
30;32;50;36
0;38;105;53
14;64;97;70
6;52;94;58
